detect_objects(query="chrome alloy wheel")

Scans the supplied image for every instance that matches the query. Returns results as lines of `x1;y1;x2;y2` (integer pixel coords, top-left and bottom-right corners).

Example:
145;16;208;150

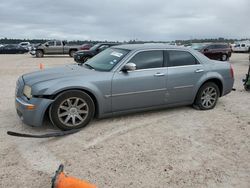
57;97;89;127
201;87;217;108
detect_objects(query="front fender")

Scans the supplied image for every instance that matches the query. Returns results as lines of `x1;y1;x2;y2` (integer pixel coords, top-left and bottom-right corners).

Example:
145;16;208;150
32;77;112;116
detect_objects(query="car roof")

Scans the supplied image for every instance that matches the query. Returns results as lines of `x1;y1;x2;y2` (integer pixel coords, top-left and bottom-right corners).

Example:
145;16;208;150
114;43;185;51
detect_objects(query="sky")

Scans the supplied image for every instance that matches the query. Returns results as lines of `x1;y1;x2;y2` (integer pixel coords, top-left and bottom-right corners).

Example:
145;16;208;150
0;0;249;41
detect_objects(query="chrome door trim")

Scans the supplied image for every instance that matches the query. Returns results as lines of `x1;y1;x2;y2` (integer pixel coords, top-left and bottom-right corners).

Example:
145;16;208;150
105;88;167;98
174;85;194;89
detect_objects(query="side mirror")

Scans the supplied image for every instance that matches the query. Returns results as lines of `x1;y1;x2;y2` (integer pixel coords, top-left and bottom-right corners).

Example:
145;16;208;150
122;63;136;72
203;48;209;52
45;44;49;47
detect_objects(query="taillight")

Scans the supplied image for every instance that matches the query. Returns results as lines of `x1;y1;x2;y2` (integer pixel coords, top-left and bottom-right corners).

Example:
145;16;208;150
230;64;234;78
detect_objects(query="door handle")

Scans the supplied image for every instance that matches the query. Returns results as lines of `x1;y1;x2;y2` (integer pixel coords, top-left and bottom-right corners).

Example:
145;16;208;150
195;69;204;73
154;73;165;77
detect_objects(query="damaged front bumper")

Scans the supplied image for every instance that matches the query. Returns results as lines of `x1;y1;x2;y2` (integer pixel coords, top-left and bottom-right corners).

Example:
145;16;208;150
15;96;53;127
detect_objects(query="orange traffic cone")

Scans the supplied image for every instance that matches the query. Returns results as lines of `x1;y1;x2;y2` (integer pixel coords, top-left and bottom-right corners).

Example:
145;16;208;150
39;63;44;70
52;164;97;188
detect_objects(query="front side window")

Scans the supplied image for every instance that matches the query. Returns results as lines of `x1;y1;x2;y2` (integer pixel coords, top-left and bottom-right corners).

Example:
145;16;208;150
84;48;129;71
167;50;198;67
56;41;61;46
129;50;163;70
241;44;245;47
48;41;55;46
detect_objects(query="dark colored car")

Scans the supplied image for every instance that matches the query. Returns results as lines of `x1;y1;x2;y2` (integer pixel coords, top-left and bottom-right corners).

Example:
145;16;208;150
0;44;29;54
191;43;232;61
79;43;93;50
74;43;120;63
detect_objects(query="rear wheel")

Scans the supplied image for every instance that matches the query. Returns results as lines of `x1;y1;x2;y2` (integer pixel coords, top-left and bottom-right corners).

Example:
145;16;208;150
193;82;220;110
69;50;77;57
49;90;95;130
36;50;44;58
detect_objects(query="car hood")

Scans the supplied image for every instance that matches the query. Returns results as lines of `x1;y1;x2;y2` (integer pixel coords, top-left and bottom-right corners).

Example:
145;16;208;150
23;64;96;86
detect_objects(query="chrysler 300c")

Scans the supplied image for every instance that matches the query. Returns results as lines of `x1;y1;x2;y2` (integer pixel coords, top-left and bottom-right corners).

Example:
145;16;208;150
15;44;234;130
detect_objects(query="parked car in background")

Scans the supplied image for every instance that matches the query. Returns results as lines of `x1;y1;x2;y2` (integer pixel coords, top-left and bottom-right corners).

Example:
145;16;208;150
0;44;29;54
73;43;120;63
15;44;234;130
232;41;250;52
191;43;232;61
30;40;82;57
79;43;93;50
18;42;32;51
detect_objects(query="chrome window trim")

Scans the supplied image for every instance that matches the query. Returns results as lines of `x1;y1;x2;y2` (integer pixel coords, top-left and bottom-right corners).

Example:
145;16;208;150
167;64;203;69
113;48;204;73
118;66;168;73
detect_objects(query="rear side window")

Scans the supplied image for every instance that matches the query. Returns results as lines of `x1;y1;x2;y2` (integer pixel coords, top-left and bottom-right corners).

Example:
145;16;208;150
215;44;228;49
129;50;163;70
167;50;198;67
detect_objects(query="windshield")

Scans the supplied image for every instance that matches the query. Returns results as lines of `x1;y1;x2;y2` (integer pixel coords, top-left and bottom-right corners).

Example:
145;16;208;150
90;44;100;51
84;48;130;71
191;43;206;50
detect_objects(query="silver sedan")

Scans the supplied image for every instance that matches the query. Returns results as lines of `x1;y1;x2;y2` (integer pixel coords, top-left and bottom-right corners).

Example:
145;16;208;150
15;44;234;130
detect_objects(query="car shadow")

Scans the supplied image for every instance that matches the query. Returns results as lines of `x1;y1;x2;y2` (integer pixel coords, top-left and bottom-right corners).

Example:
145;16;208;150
31;55;72;58
15;105;192;139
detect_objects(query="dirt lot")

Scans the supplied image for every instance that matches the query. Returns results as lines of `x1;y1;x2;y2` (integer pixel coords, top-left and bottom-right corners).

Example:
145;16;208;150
0;53;249;188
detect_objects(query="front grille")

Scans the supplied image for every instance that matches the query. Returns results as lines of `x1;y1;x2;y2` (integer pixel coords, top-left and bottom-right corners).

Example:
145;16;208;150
15;77;24;97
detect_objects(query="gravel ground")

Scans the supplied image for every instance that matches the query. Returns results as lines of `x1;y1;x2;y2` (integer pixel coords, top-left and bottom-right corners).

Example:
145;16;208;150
0;53;249;188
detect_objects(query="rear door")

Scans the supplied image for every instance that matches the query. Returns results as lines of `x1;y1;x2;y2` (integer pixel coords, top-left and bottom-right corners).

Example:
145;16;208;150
112;50;167;112
54;41;64;54
165;50;206;104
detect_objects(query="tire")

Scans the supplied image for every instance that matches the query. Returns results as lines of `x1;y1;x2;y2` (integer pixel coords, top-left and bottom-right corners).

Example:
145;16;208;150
221;54;228;61
245;84;250;91
49;90;95;130
193;82;220;110
36;50;44;58
69;50;77;57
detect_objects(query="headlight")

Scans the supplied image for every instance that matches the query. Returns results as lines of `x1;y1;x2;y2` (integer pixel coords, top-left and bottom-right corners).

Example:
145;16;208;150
23;85;32;99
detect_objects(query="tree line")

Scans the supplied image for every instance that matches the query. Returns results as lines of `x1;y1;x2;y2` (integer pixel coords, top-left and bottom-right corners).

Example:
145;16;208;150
0;37;249;45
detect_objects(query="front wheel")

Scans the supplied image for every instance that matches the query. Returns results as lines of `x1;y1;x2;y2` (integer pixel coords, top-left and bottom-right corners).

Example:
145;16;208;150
49;90;95;130
221;54;228;61
36;50;44;58
193;82;220;110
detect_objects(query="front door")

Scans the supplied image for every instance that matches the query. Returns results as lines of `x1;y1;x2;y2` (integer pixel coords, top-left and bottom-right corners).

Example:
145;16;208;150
112;50;167;112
